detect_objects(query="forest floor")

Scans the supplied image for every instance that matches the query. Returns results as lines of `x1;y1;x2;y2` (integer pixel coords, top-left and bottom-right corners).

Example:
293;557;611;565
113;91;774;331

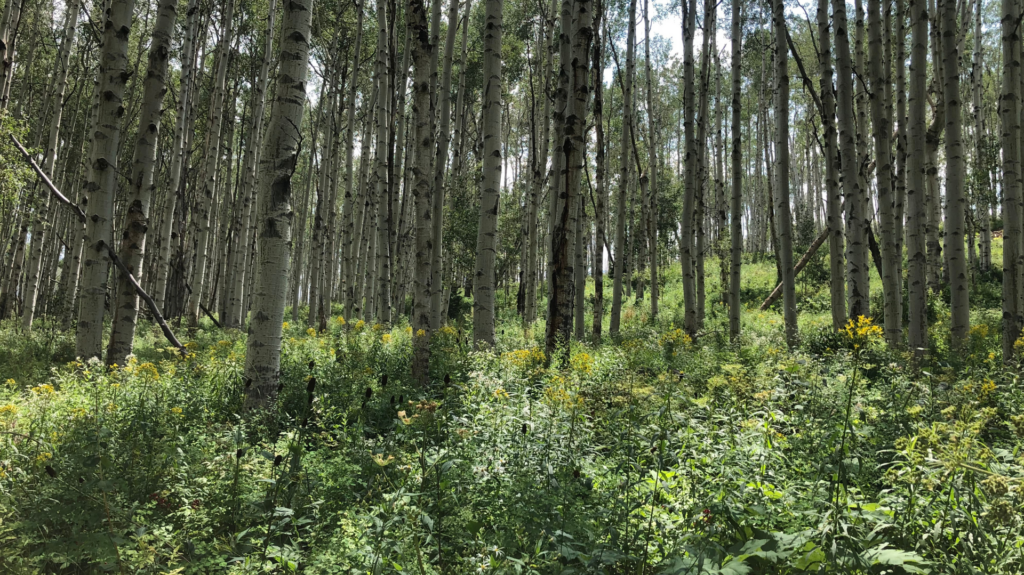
0;253;1021;574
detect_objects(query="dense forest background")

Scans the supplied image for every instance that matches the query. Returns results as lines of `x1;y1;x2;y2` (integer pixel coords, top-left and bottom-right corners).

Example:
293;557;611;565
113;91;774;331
0;0;1022;570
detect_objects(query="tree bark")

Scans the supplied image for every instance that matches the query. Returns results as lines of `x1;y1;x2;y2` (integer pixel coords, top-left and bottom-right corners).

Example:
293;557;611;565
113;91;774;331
74;0;137;360
243;0;313;409
941;0;969;346
105;0;177;364
472;0;503;347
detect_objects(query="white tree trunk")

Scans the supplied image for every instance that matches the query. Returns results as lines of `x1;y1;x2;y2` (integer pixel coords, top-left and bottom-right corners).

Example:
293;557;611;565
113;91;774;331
243;0;313;409
74;0;136;360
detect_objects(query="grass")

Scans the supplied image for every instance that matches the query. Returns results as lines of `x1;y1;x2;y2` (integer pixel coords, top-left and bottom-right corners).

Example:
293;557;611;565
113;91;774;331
0;254;1021;574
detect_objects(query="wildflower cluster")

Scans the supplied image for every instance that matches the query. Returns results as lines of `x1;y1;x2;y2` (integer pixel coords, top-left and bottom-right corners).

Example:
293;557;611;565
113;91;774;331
840;315;883;350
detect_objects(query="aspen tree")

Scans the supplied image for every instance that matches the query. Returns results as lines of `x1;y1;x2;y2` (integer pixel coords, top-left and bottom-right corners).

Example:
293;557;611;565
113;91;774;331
472;0;503;347
105;0;177;363
1001;0;1023;357
818;0;845;330
592;0;605;342
834;0;868;319
680;0;697;334
243;0;313;409
610;0;637;338
643;0;657;320
941;0;970;346
908;0;929;352
74;0;137;360
729;0;742;339
409;0;434;379
341;2;365;319
153;0;201;312
429;0;461;330
187;0;235;329
374;0;391;323
772;0;796;347
869;0;901;345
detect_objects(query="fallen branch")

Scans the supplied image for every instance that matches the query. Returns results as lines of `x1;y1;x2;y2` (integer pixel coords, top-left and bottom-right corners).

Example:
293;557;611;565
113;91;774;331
183;282;223;329
11;134;186;354
759;227;829;311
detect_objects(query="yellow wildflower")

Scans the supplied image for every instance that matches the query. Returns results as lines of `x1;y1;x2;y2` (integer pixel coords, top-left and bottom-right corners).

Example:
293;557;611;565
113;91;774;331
30;384;55;395
282;322;290;329
493;387;509;399
372;453;395;466
4;378;14;387
307;328;317;337
337;316;346;325
354;320;366;330
416;329;426;337
0;404;16;416
170;407;183;416
35;452;52;463
382;334;392;344
841;316;883;349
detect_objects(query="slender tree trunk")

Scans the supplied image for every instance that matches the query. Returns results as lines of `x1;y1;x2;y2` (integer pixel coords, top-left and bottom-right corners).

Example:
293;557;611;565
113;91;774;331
611;0;637;338
409;0;435;380
908;0;929;352
819;0;845;329
374;0;392;323
728;0;742;339
941;0;969;345
428;0;461;329
74;0;137;360
592;1;605;342
472;0;503;347
104;0;176;363
772;0;796;346
342;2;365;319
835;0;868;319
243;0;312;409
869;0;901;345
643;0;658;320
1001;0;1023;356
187;0;234;329
679;0;697;334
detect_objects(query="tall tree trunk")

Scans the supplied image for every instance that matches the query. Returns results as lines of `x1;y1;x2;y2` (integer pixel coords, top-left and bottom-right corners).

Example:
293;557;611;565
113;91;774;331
729;0;742;339
472;0;503;347
610;0;636;338
819;0;845;330
187;0;234;329
1001;0;1023;357
834;0;868;319
941;0;969;346
105;0;177;364
908;0;929;352
643;0;658;320
592;0;605;342
227;0;277;329
869;0;901;345
153;0;201;313
243;0;313;409
772;0;796;347
409;0;435;380
374;0;392;323
342;2;365;319
428;0;461;329
74;0;137;360
679;0;697;334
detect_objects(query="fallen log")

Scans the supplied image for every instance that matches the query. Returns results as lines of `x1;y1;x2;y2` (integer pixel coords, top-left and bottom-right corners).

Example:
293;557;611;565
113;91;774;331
759;227;829;311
